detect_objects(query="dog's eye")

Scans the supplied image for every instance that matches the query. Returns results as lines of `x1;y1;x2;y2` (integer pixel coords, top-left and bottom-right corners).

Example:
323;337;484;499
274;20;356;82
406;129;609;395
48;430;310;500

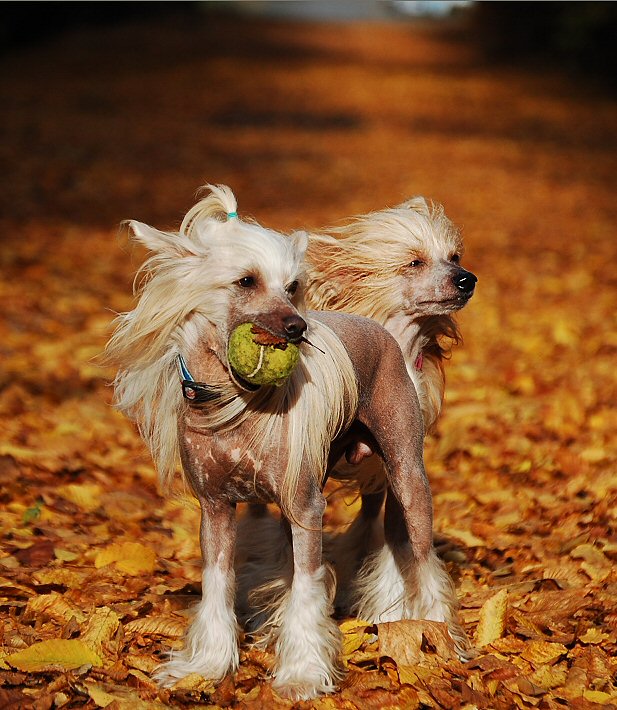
450;254;461;264
409;259;424;268
286;280;299;296
237;276;256;288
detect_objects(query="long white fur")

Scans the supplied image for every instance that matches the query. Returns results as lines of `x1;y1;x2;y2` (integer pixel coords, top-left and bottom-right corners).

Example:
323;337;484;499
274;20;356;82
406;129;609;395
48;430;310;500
271;566;342;700
155;565;239;685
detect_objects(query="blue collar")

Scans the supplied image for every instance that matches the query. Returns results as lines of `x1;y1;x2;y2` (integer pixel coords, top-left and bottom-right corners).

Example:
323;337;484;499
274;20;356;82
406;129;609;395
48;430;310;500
177;354;221;404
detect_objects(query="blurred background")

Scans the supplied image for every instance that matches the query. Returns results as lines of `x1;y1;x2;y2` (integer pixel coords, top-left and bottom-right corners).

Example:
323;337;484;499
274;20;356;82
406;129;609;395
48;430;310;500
1;2;617;705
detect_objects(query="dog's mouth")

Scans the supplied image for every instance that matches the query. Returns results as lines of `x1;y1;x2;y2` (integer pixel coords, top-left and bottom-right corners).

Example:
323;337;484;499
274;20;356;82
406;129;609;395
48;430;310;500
417;294;472;310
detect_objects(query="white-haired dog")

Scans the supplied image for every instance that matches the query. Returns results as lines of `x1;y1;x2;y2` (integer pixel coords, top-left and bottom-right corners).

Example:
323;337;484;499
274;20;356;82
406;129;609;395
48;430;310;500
104;186;469;700
305;199;478;616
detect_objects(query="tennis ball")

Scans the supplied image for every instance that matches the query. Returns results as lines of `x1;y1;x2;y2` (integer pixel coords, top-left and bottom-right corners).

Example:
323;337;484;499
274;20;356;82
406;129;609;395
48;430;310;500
227;322;300;387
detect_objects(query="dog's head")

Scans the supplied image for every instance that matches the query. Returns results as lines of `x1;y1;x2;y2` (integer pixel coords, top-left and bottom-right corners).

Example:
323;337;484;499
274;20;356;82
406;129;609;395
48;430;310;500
128;185;307;379
394;197;477;318
306;196;476;323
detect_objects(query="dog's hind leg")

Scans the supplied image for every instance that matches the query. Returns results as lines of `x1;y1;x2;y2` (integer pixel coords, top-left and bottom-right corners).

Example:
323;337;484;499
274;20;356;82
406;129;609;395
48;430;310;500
351;338;472;659
351;487;472;660
155;500;239;686
271;492;343;700
327;489;385;614
236;508;293;634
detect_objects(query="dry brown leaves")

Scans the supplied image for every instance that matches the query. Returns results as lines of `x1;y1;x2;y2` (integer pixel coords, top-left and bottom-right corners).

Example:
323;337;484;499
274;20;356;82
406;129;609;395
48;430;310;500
1;10;617;710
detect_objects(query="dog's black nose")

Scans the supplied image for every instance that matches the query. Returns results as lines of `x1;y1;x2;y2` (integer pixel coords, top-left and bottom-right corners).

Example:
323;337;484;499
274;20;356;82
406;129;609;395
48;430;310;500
283;315;307;340
452;270;477;294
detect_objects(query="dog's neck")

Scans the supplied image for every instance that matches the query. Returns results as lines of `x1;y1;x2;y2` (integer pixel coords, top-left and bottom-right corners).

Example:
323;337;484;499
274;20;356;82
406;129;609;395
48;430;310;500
384;313;425;363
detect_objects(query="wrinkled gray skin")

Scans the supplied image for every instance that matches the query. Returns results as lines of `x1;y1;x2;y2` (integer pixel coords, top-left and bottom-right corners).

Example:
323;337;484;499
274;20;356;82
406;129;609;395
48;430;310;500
180;310;432;585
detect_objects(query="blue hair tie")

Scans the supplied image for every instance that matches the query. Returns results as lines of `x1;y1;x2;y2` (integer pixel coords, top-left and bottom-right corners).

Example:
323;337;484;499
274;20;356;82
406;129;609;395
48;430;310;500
227;211;238;220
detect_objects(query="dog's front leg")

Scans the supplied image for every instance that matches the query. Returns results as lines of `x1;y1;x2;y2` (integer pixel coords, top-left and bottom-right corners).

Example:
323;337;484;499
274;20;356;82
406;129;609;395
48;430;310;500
272;492;343;701
155;499;239;686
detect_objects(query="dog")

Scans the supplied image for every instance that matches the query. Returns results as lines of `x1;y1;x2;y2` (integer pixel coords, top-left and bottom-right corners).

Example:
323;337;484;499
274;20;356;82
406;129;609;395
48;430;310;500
244;198;477;619
303;198;478;616
104;185;469;700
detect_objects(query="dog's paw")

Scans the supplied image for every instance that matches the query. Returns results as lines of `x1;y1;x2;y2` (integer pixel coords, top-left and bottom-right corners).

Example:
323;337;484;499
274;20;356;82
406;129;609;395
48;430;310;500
153;651;236;688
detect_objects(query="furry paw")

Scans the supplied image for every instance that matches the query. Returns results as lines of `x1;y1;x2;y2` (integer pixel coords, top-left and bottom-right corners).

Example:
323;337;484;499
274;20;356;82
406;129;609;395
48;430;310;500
153;646;238;688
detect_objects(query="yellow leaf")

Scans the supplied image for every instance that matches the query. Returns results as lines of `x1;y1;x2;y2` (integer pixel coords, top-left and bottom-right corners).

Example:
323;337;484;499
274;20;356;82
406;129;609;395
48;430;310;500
125;653;160;673
475;588;507;647
570;543;611;569
443;527;486;548
82;607;120;655
171;672;216;693
87;684;117;708
529;663;567;690
57;483;102;513
583;689;615;705
33;567;86;589
398;664;420;685
580;561;611;583
6;639;102;671
340;619;373;656
342;630;373;657
54;548;79;562
339;618;371;634
26;592;86;623
95;542;156;576
579;627;610;645
520;641;567;667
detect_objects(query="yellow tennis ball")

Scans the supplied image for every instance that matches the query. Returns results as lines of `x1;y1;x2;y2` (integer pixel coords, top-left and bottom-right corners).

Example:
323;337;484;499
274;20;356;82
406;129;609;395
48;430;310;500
227;322;300;386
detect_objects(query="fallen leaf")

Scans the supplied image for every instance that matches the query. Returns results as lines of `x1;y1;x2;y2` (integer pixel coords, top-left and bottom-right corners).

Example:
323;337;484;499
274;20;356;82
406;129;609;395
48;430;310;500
25;591;86;623
94;541;156;576
520;641;568;667
6;639;102;671
378;619;457;666
170;672;216;693
81;607;120;655
124;614;187;638
57;483;102;512
475;588;507;647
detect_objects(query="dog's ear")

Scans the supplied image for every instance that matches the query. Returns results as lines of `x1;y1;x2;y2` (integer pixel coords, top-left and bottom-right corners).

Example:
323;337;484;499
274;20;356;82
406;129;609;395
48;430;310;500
128;220;187;256
290;230;309;256
399;196;430;215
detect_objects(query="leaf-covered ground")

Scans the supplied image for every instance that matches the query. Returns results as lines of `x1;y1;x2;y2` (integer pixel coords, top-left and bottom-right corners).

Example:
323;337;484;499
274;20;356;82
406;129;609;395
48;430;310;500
1;11;616;709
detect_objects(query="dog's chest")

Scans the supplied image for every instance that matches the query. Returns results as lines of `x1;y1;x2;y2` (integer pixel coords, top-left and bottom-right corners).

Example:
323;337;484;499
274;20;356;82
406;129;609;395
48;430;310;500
179;429;281;504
